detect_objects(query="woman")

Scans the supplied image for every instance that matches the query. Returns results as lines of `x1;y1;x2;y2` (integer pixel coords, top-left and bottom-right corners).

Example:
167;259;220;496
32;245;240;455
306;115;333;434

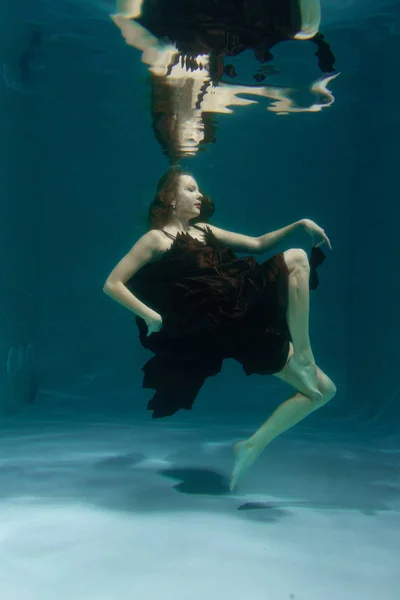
103;168;336;490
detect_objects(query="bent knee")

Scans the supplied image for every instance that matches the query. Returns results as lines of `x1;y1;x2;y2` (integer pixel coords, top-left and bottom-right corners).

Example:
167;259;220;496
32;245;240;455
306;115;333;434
319;376;337;405
284;248;309;272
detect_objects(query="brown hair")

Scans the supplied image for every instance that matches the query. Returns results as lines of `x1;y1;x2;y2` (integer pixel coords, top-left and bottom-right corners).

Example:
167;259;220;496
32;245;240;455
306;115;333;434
148;167;215;230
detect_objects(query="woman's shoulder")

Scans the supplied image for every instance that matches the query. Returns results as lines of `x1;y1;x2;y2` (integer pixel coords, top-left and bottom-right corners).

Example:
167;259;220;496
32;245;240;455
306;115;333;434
142;228;167;244
136;228;167;245
133;228;171;260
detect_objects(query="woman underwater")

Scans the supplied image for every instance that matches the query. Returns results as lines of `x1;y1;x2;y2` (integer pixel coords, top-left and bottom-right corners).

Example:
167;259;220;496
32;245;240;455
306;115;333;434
103;168;336;491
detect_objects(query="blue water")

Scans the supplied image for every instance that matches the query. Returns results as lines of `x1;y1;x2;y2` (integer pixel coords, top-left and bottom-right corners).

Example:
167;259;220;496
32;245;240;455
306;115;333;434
1;1;399;598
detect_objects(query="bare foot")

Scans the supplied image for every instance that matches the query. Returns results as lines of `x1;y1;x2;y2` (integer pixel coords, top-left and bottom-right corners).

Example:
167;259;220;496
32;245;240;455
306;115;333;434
230;440;259;492
287;353;322;401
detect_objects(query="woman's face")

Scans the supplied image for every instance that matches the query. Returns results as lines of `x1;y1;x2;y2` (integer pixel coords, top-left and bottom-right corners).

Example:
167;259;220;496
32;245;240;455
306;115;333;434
174;174;203;218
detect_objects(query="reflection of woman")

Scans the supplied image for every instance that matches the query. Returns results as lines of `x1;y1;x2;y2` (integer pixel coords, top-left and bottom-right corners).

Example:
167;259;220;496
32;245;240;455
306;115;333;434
149;55;218;162
113;0;335;75
112;2;337;160
148;53;293;162
116;0;323;54
103;168;336;491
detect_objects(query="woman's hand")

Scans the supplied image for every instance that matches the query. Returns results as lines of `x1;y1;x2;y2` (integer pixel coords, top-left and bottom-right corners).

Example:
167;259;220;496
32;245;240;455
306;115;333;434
144;313;163;336
301;219;332;250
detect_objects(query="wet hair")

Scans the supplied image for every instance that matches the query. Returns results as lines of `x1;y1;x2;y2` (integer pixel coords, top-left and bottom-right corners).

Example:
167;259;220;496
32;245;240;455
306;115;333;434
147;167;215;230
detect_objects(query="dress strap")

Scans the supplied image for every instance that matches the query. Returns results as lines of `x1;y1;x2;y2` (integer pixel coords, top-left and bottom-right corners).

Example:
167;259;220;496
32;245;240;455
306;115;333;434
192;224;206;233
161;229;176;240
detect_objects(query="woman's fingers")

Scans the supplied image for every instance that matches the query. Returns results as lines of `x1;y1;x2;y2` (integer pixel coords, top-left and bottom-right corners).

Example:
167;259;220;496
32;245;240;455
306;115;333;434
323;232;332;249
316;229;332;249
315;233;332;250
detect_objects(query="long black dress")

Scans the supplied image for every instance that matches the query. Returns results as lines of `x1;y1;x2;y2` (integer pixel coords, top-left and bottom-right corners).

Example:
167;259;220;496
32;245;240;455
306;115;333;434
126;225;325;419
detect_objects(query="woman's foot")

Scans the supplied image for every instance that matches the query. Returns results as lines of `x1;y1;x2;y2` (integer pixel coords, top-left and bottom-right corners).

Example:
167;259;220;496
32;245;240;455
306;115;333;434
230;440;259;492
287;353;322;401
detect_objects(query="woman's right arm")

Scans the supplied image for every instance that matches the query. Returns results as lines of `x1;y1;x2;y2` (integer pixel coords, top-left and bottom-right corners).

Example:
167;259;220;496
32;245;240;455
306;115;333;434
103;229;166;331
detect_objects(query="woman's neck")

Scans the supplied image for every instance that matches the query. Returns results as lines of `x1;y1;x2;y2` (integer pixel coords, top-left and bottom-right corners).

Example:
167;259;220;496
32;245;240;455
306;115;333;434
165;215;192;232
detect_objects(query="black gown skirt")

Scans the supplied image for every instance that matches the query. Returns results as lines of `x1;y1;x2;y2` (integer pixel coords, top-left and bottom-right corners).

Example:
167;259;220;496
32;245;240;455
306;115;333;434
126;225;325;418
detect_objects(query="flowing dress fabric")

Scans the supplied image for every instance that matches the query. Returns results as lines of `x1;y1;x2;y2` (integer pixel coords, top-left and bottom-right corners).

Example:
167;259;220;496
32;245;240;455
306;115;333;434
126;226;325;418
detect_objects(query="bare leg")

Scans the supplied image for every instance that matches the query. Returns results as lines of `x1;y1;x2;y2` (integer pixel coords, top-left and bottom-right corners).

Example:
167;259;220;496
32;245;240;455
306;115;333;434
230;344;336;491
284;248;320;400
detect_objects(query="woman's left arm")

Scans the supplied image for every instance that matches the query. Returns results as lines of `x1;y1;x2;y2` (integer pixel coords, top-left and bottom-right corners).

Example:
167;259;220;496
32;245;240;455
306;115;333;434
203;219;331;253
258;218;332;252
